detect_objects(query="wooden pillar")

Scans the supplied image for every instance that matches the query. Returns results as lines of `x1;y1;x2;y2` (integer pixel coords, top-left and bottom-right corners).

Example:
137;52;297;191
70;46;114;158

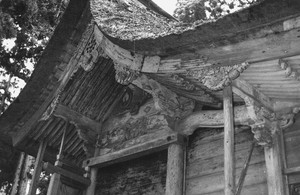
166;143;184;195
85;148;100;195
47;123;68;195
264;131;284;195
28;140;47;195
10;152;25;195
19;155;34;195
223;85;235;195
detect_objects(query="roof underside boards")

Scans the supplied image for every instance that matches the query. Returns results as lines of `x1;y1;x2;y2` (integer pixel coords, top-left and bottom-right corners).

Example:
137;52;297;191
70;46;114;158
26;57;124;164
240;56;300;102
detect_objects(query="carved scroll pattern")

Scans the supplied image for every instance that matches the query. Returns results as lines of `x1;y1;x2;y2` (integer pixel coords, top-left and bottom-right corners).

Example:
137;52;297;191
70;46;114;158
78;25;108;71
187;62;249;91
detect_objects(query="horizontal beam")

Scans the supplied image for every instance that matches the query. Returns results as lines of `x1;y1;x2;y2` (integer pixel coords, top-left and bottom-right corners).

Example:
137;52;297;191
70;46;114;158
43;162;90;186
176;105;253;135
232;78;274;111
284;166;300;174
82;133;185;168
53;104;102;133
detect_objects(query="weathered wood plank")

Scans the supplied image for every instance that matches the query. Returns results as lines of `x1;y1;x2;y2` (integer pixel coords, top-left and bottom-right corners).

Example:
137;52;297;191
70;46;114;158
83;133;184;168
166;144;184;195
53;104;102;133
223;86;235;195
28;140;47;195
186;163;267;195
264;133;284;195
43;162;90;186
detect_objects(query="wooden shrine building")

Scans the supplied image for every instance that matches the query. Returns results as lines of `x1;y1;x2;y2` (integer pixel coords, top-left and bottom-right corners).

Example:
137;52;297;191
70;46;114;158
1;0;300;194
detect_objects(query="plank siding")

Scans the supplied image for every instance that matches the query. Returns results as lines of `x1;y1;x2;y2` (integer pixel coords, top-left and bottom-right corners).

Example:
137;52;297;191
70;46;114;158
284;115;300;186
96;151;167;195
186;127;267;195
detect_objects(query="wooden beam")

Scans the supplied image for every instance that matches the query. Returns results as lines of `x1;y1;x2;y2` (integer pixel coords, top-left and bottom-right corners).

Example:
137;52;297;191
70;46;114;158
28;140;47;195
166;143;184;195
53;104;102;133
43;162;90;186
223;86;235;195
284;166;300;174
264;132;285;195
232;79;274;111
176;105;252;135
83;133;184;168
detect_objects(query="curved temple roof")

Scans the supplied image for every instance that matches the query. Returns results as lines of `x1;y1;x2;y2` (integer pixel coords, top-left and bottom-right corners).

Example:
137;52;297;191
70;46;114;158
0;0;300;165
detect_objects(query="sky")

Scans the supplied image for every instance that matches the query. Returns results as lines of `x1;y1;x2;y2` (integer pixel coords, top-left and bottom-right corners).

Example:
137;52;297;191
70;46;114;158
152;0;177;15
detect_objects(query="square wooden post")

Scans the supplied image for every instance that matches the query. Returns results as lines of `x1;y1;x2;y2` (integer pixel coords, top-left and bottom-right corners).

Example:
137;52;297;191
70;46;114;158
166;143;184;195
223;85;235;195
28;140;47;195
264;131;285;195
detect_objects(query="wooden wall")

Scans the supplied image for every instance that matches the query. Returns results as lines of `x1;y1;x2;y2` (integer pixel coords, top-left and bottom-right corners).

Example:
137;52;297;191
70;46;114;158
185;127;268;195
96;150;167;195
284;114;300;191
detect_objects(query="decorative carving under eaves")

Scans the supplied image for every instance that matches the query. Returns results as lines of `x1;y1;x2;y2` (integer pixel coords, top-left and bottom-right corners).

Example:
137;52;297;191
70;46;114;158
132;74;195;119
40;92;61;121
78;24;109;71
171;74;195;91
187;62;249;91
114;63;140;85
278;59;300;81
245;98;298;146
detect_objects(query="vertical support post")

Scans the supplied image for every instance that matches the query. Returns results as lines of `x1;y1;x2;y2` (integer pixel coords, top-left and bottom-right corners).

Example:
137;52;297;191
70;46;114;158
264;131;284;195
19;155;34;195
47;123;68;195
10;152;25;195
28;140;47;195
166;143;184;195
85;148;100;195
223;85;235;195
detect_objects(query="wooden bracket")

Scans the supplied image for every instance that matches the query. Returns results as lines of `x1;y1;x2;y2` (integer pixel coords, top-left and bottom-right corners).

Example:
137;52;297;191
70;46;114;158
232;78;296;146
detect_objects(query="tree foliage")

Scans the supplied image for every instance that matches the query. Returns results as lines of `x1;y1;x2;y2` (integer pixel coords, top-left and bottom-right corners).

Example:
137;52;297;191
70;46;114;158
174;0;260;23
0;0;68;193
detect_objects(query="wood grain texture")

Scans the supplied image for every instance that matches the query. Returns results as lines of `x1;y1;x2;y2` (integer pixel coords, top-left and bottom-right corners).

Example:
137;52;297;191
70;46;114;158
264;132;285;195
166;144;184;195
223;86;235;195
185;127;267;195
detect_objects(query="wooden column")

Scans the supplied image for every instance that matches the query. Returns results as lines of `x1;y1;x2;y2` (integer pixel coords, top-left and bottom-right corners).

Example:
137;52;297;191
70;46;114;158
264;131;284;195
223;85;235;195
28;140;47;195
47;123;68;195
85;148;100;195
166;143;184;195
10;152;25;195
